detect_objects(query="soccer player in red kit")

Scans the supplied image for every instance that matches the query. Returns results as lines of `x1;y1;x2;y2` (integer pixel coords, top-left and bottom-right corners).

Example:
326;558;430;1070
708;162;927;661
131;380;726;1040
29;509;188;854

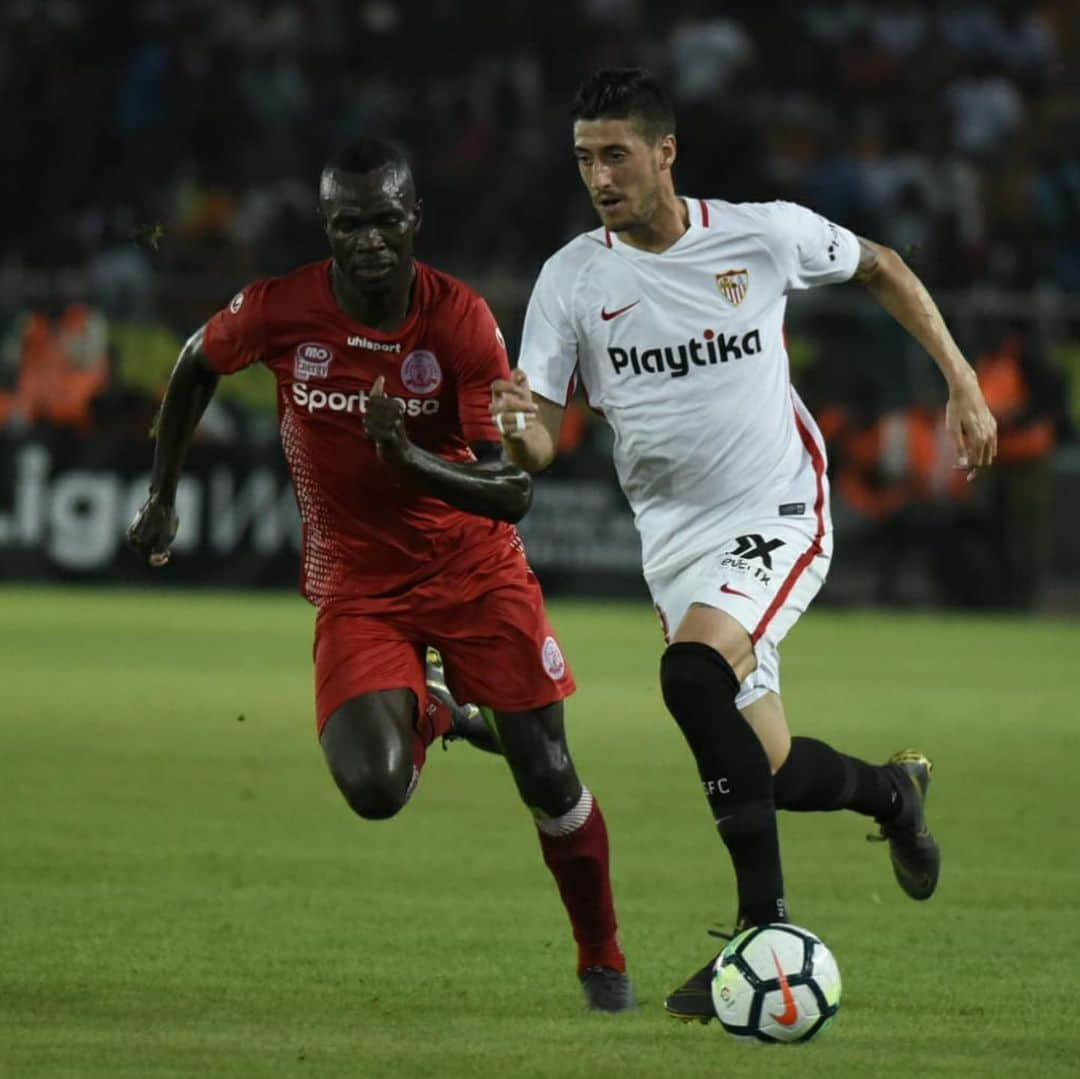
127;137;635;1012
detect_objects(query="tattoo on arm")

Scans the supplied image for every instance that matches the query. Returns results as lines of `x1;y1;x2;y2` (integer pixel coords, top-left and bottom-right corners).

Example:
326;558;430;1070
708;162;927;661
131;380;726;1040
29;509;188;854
853;236;881;282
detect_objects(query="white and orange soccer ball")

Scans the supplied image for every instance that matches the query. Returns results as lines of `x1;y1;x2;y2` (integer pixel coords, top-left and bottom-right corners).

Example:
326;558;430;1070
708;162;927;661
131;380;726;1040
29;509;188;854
710;923;841;1043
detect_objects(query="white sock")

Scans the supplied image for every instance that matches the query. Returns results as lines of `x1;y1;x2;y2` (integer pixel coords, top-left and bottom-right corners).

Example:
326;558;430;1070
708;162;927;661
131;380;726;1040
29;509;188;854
536;787;594;837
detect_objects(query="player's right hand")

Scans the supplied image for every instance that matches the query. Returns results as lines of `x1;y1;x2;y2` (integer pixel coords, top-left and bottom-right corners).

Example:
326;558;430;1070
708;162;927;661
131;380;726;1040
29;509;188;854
126;495;179;568
490;368;538;439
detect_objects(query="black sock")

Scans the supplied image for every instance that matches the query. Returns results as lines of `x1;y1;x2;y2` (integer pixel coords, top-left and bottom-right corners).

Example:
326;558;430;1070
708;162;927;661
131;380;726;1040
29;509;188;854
773;736;900;821
660;642;786;926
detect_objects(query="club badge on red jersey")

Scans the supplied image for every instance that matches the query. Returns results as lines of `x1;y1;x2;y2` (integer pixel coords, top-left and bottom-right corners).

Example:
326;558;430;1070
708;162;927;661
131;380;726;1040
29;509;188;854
400;350;442;395
541;636;567;680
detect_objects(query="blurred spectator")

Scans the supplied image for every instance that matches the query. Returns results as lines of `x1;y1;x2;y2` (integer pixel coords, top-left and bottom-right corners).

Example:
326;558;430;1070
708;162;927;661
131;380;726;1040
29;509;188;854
973;323;1067;609
0;0;1072;295
820;399;973;607
0;302;109;431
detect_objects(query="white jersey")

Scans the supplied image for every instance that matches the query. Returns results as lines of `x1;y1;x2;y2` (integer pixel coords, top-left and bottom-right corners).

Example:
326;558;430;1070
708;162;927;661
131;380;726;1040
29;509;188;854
518;198;860;578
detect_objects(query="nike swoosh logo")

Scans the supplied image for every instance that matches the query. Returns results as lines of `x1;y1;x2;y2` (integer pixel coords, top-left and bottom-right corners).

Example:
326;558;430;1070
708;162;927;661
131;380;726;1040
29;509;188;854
600;301;640;321
768;948;800;1027
720;583;751;599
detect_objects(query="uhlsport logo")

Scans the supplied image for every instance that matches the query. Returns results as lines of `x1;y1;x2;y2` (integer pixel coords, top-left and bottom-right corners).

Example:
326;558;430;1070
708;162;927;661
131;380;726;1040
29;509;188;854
608;328;762;378
347;335;401;353
541;636;566;680
294;342;334;381
400;350;443;395
716;268;749;306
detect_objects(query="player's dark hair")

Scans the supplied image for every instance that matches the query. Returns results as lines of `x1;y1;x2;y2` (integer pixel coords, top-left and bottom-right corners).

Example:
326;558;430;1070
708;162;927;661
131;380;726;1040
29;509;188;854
571;68;675;144
323;136;412;180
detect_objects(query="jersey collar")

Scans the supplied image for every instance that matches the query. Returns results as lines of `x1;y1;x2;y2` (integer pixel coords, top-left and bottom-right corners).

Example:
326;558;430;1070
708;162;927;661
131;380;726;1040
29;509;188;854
605;198;711;257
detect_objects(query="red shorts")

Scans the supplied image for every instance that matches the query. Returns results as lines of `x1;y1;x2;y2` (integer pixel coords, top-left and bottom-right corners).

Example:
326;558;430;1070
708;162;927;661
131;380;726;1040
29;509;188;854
312;550;575;733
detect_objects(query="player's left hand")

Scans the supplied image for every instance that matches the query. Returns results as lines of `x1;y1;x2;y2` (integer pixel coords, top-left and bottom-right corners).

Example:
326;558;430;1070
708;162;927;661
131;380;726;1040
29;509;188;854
364;375;408;461
946;373;997;482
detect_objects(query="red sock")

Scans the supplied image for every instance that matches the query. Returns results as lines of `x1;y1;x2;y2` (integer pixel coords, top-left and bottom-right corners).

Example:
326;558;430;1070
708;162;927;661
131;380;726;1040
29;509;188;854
536;789;626;976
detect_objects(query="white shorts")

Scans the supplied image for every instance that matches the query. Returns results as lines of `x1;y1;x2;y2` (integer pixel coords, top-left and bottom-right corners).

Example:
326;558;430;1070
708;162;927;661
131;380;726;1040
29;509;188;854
647;512;833;709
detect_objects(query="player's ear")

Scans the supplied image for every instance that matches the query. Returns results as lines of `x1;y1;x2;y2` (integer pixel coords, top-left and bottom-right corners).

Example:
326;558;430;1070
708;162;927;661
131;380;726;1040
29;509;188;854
659;134;677;172
412;198;424;235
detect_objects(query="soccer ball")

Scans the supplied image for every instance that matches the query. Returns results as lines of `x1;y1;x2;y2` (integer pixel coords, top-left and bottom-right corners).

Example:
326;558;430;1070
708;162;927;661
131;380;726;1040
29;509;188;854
710;923;841;1043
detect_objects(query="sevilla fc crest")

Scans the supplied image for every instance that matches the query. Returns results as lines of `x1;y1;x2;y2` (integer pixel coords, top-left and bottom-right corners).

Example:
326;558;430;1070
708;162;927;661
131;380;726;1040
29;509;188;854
716;268;749;307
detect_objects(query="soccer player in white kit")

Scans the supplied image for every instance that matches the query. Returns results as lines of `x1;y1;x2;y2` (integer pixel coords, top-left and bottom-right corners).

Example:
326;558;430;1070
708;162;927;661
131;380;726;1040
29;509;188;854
491;69;998;1021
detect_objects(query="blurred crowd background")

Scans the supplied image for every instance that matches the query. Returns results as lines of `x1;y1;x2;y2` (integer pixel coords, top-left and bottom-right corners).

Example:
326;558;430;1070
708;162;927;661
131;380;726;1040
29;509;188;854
2;0;1079;609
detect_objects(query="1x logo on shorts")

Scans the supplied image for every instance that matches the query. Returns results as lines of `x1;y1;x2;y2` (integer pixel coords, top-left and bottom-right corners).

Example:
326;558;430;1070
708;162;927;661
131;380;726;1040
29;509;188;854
718;534;786;587
728;534;784;570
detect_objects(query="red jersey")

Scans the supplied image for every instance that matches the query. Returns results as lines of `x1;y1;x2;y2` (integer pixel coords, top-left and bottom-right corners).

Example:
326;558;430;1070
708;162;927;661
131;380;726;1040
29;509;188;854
202;258;519;608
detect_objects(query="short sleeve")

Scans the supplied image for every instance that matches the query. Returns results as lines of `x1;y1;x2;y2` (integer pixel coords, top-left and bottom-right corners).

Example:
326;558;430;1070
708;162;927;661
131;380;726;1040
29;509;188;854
455;296;512;443
771;202;860;292
517;258;579;406
202;279;270;374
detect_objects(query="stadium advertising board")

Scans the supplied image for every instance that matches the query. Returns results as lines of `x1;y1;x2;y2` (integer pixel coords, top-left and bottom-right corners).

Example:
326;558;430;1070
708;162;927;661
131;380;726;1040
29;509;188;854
0;431;644;593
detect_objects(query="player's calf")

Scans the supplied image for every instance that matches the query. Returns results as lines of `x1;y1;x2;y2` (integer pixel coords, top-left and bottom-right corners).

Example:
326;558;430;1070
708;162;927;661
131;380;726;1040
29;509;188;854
660;641;786;926
496;705;632;1006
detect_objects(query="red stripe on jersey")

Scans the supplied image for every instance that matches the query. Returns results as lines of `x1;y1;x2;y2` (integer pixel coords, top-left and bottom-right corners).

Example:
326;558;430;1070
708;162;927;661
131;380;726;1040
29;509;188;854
699;199;710;227
604;229;613;248
573;365;605;417
751;408;826;644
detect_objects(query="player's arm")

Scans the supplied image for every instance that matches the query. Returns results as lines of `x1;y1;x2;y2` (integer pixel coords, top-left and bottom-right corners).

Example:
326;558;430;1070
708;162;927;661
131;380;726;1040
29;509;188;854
852;236;997;478
363;377;533;523
490;370;564;473
126;328;219;566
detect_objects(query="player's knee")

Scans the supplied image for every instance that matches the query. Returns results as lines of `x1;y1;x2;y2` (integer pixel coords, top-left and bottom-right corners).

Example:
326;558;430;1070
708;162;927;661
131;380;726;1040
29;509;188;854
660;641;741;734
511;756;581;818
501;731;581;818
330;757;413;821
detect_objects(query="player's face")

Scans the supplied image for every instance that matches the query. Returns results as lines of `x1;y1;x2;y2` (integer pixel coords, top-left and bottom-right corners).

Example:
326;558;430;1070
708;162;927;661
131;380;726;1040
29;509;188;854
573;118;674;232
320;166;422;292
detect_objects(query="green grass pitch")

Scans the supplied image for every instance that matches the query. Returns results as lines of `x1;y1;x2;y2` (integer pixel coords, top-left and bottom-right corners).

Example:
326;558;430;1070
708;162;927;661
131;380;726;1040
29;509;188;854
1;585;1078;1078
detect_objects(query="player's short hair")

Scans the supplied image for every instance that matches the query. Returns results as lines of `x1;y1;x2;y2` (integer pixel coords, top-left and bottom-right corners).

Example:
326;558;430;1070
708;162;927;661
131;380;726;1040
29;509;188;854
571;68;675;144
322;136;413;182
